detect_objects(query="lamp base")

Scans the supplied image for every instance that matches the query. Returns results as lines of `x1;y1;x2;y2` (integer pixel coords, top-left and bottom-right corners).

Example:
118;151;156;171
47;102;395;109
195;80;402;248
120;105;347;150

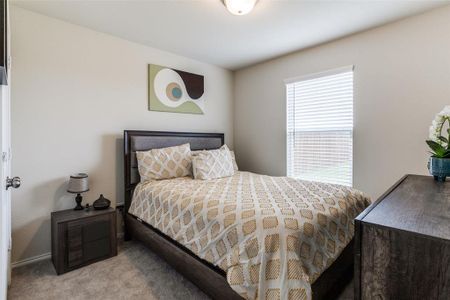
74;193;84;210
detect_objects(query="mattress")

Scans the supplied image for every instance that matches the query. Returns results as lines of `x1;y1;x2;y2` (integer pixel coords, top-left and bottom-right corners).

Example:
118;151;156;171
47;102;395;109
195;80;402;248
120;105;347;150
128;171;371;300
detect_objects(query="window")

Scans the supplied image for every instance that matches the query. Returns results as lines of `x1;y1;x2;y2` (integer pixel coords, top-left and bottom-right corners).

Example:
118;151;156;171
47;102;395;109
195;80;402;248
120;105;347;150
286;66;353;186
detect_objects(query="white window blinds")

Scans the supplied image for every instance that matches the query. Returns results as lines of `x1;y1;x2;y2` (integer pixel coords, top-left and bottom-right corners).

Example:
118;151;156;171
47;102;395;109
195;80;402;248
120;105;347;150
286;66;353;186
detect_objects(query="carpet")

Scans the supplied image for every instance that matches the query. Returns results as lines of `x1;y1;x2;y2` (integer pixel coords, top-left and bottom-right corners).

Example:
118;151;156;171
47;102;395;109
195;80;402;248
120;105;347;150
8;240;353;300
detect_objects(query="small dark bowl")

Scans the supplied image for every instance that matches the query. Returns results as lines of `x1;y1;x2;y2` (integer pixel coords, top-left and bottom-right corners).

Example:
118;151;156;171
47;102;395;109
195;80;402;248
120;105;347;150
93;194;111;210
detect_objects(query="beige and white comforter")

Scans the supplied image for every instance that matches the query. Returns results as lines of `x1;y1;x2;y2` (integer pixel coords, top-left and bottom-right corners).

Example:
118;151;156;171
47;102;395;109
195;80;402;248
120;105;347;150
129;171;371;300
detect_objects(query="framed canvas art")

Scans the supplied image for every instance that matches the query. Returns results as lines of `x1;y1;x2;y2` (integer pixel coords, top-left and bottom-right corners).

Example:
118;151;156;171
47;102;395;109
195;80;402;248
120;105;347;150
148;64;205;114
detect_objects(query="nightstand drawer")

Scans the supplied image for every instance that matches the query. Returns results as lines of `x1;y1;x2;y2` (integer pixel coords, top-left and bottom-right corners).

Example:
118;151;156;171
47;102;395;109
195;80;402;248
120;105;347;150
67;225;82;248
68;249;83;268
83;238;110;262
67;215;110;242
83;217;110;242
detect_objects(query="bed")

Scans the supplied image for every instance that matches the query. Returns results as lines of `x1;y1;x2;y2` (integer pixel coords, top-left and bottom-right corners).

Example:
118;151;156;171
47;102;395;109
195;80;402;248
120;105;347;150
123;130;370;300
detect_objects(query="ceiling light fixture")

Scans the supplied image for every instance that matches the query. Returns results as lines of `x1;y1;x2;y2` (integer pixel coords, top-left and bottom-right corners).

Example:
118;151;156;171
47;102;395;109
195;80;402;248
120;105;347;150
224;0;257;16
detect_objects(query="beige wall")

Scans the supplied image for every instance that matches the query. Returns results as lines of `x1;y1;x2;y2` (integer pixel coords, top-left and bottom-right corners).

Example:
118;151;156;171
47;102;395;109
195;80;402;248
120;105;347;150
10;6;233;263
234;6;450;200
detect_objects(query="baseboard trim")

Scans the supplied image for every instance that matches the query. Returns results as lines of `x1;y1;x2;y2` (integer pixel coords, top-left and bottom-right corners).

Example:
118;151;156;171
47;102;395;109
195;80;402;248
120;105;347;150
11;252;51;268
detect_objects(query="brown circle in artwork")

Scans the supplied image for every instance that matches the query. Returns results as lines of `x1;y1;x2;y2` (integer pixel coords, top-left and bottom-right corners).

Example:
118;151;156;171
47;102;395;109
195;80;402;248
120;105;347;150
166;82;183;101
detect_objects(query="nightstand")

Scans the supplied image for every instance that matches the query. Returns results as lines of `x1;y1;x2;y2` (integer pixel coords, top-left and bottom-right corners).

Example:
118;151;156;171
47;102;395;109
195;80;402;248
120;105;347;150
51;207;117;275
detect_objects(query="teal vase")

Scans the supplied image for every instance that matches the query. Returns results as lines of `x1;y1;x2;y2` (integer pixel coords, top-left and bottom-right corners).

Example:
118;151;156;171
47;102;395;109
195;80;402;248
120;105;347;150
428;157;450;182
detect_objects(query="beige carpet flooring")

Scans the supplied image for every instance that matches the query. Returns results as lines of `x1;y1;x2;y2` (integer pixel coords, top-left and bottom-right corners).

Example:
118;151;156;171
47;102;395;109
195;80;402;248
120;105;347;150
9;240;353;300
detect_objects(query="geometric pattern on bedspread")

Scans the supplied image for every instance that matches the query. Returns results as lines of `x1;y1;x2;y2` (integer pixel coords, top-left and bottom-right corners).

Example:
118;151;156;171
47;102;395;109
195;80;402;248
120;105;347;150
129;171;371;300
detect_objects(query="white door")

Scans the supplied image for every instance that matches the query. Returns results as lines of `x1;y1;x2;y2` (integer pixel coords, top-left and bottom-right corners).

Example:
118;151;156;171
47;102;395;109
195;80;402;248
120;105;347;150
1;1;17;299
0;78;12;300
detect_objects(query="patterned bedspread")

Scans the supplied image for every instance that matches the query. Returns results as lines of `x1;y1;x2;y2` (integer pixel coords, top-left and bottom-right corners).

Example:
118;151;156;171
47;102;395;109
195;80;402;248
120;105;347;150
128;171;371;299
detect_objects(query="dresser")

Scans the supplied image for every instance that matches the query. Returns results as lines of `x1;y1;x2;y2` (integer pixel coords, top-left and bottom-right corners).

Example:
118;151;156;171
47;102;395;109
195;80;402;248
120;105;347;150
51;208;117;275
355;175;450;299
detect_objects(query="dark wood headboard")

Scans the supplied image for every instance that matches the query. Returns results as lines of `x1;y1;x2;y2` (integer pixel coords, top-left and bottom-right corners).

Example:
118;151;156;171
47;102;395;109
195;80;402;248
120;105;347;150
123;130;224;214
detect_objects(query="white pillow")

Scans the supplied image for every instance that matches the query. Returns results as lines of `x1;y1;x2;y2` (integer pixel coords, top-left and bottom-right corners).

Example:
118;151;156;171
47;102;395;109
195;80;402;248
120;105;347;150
136;143;192;181
192;146;239;171
192;145;235;180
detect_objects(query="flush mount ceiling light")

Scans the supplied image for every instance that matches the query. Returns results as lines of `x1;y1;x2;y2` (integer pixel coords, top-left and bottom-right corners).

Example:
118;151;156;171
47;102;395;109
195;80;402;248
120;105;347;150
224;0;258;16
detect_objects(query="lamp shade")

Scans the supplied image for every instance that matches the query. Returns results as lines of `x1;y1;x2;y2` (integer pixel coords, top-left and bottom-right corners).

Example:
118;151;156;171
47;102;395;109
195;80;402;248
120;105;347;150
67;173;89;193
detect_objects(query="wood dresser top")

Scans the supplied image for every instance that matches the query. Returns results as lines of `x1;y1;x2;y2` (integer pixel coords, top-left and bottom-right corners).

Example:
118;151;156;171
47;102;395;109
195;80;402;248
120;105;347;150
359;175;450;241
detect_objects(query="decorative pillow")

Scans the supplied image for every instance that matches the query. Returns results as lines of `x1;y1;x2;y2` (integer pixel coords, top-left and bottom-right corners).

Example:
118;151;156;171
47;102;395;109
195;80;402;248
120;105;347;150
192;145;239;171
136;143;192;181
192;145;234;180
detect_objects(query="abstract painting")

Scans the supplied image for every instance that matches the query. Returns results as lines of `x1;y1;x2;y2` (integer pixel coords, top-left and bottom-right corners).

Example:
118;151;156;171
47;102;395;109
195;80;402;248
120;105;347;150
148;64;205;114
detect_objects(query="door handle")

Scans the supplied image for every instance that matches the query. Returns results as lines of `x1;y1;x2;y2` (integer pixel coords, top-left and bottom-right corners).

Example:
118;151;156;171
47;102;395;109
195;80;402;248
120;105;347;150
6;176;21;190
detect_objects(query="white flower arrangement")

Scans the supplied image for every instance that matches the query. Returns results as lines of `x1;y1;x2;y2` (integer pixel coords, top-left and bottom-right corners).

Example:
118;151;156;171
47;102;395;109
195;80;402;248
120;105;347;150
427;105;450;158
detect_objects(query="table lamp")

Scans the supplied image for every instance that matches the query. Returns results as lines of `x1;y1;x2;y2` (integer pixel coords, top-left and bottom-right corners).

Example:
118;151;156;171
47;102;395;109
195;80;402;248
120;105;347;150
67;173;89;210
